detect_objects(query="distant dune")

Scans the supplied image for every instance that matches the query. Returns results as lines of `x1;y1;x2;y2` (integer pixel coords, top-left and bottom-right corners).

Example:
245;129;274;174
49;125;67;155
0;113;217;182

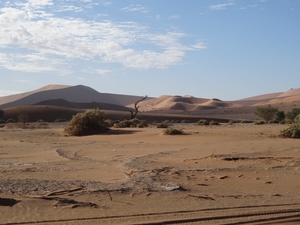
0;84;145;108
132;95;242;113
1;85;300;122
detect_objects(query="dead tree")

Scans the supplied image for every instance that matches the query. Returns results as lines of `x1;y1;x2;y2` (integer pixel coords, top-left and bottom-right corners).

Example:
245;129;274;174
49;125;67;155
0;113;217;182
130;95;147;119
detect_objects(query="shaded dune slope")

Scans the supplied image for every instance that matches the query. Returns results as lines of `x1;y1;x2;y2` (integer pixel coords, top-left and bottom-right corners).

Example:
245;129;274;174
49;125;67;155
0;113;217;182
34;99;132;111
0;85;144;108
2;105;84;122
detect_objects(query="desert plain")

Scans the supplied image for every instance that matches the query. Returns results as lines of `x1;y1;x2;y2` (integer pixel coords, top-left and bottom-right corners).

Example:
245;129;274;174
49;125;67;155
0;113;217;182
1;122;300;225
1;85;300;224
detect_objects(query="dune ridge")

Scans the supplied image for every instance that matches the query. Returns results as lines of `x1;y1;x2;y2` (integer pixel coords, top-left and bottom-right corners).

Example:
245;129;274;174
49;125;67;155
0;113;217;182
0;85;145;109
1;85;300;122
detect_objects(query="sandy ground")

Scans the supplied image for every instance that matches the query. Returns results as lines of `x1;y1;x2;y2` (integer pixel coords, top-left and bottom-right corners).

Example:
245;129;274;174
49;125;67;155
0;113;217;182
1;123;300;224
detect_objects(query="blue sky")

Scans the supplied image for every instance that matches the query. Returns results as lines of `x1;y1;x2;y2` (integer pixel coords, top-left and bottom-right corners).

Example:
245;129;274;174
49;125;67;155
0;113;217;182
0;0;299;100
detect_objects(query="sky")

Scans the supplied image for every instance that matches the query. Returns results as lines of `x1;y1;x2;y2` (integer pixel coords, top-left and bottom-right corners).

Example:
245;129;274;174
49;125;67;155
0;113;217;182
0;0;299;100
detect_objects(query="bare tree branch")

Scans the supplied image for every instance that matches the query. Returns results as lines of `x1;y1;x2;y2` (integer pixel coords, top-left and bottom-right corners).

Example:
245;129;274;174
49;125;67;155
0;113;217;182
130;95;147;119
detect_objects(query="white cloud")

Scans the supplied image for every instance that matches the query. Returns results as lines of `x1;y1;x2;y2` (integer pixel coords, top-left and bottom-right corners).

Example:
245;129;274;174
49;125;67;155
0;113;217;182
99;1;111;6
191;42;207;50
0;0;204;73
168;15;180;20
0;52;69;73
27;0;53;9
56;5;83;13
210;2;234;10
121;4;149;13
96;69;112;75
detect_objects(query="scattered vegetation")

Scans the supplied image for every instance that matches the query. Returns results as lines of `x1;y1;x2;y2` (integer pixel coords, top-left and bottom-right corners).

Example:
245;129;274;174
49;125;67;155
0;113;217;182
181;119;190;123
104;119;115;127
0;109;4;120
156;120;171;128
113;118;148;128
286;108;300;123
254;105;278;124
209;120;220;126
64;109;109;136
240;120;252;124
18;107;29;125
280;114;300;139
194;119;209;126
163;128;184;135
227;120;234;125
275;111;285;124
254;120;265;125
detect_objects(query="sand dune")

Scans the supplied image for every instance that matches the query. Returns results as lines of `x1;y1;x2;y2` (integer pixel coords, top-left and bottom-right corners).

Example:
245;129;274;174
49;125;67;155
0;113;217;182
0;85;144;109
0;85;70;106
135;95;242;114
1;85;300;122
277;87;300;98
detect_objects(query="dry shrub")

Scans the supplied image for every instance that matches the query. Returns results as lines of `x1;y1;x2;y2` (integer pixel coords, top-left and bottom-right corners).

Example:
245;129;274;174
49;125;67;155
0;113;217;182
113;118;148;128
280;114;300;139
157;120;171;128
64;109;109;136
195;119;209;126
209;120;220;126
163;128;183;135
5;123;15;129
254;120;265;125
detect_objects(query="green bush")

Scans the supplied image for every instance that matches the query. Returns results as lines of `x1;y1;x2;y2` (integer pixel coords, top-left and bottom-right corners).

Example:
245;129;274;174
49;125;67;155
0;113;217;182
269;119;279;124
280;114;300;138
64;109;109;136
113;118;148;128
18;107;29;125
255;105;278;124
195;119;209;126
113;119;132;128
275;111;285;123
156;120;171;128
163;128;183;135
103;119;114;127
286;108;300;123
136;121;148;128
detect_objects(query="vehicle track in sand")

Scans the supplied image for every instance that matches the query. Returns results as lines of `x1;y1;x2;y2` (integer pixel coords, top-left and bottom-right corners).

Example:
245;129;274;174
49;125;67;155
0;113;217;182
2;203;300;225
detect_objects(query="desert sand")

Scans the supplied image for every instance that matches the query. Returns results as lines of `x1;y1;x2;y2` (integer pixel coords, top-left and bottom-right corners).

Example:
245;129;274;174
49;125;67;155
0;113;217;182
1;123;300;224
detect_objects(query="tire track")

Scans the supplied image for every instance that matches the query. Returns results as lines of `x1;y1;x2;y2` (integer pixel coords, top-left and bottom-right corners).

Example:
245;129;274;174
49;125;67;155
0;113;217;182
2;203;300;225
